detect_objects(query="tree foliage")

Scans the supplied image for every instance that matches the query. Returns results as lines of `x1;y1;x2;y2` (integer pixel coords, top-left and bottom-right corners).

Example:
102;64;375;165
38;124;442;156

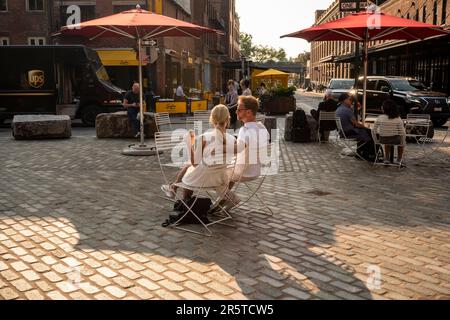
239;32;288;63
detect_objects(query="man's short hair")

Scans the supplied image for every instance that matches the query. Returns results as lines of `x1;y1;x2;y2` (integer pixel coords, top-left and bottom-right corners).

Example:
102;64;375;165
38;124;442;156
227;79;235;86
338;92;350;102
238;96;259;115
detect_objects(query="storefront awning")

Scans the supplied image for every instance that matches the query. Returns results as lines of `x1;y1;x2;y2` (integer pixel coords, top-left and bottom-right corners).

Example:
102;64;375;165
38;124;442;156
96;49;147;66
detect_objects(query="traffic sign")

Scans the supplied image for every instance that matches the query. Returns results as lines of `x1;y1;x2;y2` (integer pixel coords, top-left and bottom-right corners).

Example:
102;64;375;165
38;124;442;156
142;39;158;47
339;0;369;12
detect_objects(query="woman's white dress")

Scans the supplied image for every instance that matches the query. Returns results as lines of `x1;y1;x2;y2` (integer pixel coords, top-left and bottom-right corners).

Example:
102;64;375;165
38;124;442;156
182;130;236;188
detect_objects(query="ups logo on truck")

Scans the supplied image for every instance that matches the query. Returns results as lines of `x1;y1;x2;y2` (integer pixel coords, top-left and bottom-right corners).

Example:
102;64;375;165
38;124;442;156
28;70;45;88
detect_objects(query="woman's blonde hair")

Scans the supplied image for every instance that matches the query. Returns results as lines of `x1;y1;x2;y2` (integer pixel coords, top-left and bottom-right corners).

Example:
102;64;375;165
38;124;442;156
210;104;230;127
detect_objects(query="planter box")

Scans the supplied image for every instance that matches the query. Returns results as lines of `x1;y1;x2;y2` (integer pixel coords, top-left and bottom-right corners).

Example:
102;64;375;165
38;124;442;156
262;96;296;115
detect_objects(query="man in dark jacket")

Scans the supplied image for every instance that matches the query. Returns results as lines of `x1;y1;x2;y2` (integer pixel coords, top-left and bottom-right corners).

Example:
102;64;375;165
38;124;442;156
311;89;338;141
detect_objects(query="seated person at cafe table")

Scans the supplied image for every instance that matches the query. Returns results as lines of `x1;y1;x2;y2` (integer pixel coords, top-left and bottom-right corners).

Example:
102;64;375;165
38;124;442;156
373;100;406;165
335;93;372;142
311;89;338;142
174;82;188;102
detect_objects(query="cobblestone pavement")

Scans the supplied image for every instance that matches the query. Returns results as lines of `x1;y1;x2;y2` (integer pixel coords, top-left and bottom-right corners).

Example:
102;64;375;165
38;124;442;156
1;96;449;300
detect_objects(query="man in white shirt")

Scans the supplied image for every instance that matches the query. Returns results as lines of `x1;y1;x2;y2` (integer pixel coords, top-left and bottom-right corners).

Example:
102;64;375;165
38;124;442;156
174;82;187;102
223;96;269;208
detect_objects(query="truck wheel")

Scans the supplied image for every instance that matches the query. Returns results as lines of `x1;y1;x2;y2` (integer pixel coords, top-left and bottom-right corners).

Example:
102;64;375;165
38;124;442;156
80;105;102;127
432;117;448;128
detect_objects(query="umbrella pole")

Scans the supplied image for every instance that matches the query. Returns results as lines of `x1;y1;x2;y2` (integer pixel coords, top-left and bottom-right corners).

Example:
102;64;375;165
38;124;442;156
362;32;369;124
121;36;158;156
138;37;145;146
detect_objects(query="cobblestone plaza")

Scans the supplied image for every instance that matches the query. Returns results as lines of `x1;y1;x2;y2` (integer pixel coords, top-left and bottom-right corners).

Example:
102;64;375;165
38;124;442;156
0;93;449;300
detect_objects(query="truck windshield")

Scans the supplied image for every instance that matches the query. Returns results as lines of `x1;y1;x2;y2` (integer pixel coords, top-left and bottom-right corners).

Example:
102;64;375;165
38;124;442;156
389;79;420;91
329;80;354;89
96;66;111;82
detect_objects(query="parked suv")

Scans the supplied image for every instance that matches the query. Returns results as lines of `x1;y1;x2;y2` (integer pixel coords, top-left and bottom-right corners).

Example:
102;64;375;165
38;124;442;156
354;76;450;127
326;78;355;100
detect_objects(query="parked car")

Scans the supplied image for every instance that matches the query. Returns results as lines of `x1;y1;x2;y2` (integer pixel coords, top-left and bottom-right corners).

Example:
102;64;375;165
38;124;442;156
326;78;355;100
354;76;450;127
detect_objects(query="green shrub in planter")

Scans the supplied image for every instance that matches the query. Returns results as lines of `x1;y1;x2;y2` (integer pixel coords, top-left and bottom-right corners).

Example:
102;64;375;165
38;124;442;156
269;86;297;97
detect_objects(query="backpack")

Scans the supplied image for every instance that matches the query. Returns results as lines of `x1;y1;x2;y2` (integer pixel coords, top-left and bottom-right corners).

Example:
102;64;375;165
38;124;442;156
162;197;211;227
292;127;311;143
292;108;308;129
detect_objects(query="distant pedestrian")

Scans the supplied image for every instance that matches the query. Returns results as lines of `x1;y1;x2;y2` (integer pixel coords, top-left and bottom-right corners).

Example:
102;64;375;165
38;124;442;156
225;79;239;129
258;82;268;96
174;82;187;102
240;79;252;96
123;82;141;138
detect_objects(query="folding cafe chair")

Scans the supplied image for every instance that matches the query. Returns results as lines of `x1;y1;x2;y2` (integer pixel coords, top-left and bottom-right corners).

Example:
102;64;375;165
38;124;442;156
371;121;406;169
317;111;338;143
154;112;173;132
154;131;237;237
335;118;368;161
224;135;278;217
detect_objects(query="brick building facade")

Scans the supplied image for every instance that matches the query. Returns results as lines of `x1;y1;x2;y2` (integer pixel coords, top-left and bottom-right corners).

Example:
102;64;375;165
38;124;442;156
0;0;240;97
309;0;450;94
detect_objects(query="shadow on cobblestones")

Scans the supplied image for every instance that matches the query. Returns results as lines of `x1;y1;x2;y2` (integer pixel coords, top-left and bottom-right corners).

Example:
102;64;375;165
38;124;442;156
1;127;449;299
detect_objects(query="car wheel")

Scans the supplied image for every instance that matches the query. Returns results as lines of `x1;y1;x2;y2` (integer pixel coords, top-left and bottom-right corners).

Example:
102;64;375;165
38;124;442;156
80;105;102;127
432;117;448;128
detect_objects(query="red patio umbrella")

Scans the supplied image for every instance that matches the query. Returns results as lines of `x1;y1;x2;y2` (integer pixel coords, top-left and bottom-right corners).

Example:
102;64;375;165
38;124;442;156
56;5;220;155
281;9;449;121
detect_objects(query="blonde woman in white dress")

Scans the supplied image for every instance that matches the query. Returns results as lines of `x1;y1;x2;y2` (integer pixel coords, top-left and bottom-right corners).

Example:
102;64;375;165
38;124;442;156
161;105;236;200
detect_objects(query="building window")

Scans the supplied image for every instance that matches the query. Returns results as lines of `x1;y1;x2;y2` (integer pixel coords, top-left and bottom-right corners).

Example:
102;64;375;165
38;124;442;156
28;37;46;45
433;1;438;25
423;5;427;22
27;0;44;11
442;0;448;25
0;0;7;11
0;37;9;45
416;9;419;21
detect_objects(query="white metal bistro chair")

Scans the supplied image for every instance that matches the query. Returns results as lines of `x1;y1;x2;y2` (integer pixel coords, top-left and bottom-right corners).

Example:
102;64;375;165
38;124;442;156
255;113;266;124
155;130;237;237
405;116;431;157
335;118;368;161
154;112;173;132
371;120;406;169
225;141;278;217
317;111;338;143
193;110;212;122
410;125;449;164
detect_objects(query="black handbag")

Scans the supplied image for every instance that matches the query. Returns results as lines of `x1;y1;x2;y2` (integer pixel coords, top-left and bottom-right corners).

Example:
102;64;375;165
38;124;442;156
162;197;212;227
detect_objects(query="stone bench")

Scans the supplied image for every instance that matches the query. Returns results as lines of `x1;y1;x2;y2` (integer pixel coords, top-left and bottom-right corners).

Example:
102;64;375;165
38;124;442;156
96;111;157;139
12;115;71;140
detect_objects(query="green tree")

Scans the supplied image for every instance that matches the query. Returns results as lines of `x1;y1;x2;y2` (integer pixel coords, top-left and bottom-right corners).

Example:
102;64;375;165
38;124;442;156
239;32;290;63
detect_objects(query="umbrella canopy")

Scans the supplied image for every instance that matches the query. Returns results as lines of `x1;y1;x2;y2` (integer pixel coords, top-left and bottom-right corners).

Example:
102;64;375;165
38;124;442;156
281;10;449;121
281;11;448;42
57;7;219;40
57;5;220;151
254;69;289;77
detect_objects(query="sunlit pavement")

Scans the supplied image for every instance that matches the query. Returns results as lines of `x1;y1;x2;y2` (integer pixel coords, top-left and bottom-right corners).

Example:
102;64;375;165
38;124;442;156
0;96;449;300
